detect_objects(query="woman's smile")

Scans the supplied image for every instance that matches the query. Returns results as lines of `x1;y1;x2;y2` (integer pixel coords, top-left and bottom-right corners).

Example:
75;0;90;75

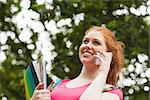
82;50;94;55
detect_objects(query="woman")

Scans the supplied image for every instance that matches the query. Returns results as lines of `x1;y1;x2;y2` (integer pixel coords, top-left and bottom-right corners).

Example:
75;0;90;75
31;26;124;100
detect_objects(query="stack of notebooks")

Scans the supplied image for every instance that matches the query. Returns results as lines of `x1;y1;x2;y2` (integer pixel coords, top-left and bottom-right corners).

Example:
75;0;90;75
23;60;47;100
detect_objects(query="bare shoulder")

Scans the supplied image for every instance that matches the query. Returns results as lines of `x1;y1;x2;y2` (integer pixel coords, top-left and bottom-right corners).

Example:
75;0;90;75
101;88;123;100
101;92;120;100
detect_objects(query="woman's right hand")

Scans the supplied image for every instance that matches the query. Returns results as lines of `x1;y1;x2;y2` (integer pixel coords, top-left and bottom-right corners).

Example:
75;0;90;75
94;51;113;75
30;82;51;100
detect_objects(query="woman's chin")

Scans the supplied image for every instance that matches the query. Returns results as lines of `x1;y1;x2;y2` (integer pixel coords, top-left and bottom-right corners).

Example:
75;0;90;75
81;57;99;67
81;58;93;65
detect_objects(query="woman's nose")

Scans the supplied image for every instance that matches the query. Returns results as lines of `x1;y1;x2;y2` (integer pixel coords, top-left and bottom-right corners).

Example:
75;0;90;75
84;42;92;50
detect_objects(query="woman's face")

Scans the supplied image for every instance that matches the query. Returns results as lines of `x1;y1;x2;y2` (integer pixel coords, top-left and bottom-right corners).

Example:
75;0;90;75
79;30;108;66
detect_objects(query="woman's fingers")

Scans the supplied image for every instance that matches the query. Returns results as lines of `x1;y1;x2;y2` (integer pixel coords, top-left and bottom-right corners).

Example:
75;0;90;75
35;82;45;90
35;89;50;95
36;93;50;100
97;51;105;59
33;89;50;100
94;51;112;64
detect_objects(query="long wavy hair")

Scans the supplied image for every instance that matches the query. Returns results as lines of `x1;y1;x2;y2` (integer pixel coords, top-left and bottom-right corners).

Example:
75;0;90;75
85;26;125;85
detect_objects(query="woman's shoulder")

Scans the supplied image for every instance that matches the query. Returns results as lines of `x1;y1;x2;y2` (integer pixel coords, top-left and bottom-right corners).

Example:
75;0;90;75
103;84;123;100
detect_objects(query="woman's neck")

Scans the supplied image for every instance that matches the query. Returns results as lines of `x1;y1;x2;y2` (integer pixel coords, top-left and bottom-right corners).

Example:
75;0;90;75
77;65;99;81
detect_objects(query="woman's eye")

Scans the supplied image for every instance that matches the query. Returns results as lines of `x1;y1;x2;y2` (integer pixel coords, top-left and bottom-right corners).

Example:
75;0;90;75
93;41;101;45
83;40;89;44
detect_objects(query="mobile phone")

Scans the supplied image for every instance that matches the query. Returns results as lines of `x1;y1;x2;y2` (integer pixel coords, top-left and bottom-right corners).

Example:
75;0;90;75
94;57;101;65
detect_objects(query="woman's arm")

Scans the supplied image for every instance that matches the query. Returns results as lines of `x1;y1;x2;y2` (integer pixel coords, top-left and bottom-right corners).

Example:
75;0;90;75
80;73;120;100
80;52;119;100
79;72;108;100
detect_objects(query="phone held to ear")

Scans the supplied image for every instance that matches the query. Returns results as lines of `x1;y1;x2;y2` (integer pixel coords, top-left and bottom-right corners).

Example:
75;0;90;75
94;52;112;65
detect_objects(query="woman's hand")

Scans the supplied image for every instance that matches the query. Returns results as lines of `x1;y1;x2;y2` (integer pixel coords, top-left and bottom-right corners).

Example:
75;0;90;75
30;82;51;100
94;51;113;75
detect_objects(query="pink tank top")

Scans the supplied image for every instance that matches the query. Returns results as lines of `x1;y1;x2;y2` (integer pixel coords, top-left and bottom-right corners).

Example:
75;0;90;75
50;80;123;100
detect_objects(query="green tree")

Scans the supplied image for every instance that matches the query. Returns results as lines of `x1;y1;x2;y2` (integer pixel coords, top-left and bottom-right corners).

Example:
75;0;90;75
0;0;149;100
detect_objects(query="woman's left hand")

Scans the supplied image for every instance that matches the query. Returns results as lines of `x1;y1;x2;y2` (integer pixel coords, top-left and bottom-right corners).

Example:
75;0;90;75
30;82;51;100
94;51;113;75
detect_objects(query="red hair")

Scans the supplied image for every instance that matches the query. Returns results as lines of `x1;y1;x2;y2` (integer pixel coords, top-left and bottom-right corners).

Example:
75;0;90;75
85;26;125;85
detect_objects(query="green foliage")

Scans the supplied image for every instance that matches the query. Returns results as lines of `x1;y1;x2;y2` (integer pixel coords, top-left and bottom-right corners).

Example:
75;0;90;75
0;0;149;99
